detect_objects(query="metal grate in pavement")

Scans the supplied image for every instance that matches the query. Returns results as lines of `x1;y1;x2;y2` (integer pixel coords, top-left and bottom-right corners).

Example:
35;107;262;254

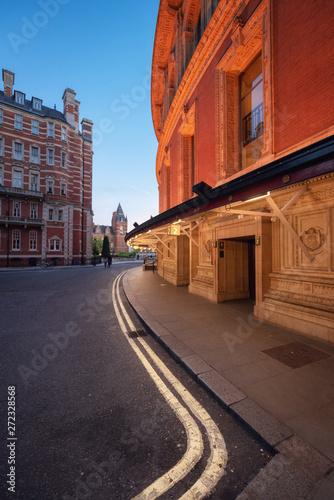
127;329;148;339
262;341;331;369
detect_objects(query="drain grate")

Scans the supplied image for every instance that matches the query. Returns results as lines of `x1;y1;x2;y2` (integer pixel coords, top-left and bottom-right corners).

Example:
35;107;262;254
262;341;331;369
127;329;148;339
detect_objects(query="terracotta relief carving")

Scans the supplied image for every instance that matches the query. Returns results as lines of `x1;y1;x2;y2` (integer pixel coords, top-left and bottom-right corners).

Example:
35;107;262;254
300;227;325;252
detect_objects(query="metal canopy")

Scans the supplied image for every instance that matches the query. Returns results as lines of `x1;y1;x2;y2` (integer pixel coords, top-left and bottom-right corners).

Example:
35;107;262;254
129;185;314;262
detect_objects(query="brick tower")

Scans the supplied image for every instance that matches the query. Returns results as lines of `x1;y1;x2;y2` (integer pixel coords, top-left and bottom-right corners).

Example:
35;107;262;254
111;203;127;253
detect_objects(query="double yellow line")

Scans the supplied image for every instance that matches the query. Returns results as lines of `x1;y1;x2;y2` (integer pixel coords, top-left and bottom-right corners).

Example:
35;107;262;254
113;271;228;499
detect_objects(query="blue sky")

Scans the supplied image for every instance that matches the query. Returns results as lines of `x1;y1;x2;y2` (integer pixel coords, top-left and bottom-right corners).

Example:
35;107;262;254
1;0;160;231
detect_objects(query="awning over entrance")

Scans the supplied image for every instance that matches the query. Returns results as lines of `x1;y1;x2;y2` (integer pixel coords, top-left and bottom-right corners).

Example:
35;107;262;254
126;135;334;249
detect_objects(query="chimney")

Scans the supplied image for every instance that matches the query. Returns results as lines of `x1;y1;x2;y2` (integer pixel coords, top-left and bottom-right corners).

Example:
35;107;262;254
2;69;15;97
81;118;93;141
62;88;80;133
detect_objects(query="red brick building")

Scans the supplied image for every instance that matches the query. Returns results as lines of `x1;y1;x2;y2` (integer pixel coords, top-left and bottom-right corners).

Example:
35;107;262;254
126;0;334;344
0;69;93;267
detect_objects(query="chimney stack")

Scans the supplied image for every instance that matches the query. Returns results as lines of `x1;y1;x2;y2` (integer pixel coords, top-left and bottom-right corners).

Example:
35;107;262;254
81;118;93;141
2;69;15;97
62;88;80;133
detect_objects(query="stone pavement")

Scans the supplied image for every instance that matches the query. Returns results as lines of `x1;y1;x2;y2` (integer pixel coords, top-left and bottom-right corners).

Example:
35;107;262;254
123;266;334;500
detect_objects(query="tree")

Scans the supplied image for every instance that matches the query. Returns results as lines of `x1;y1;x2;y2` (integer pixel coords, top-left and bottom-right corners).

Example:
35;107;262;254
92;238;103;256
101;235;110;258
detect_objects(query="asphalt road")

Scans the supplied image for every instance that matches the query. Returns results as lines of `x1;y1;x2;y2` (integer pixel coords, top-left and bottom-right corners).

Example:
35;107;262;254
0;264;272;499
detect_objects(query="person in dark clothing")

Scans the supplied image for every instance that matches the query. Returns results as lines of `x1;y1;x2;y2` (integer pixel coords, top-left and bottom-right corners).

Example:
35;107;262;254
108;254;112;267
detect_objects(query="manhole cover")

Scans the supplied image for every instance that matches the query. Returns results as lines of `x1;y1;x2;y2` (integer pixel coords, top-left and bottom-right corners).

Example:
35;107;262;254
127;329;148;339
262;341;331;368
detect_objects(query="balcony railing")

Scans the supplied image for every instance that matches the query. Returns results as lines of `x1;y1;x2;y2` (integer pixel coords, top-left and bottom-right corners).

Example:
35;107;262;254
243;103;264;147
0;185;44;199
0;215;44;226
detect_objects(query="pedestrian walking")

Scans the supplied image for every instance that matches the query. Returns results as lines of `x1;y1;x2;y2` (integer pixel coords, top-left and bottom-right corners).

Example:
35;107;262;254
108;254;112;267
104;257;107;268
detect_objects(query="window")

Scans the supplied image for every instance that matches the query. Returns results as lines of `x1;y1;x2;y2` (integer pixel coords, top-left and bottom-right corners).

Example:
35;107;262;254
58;210;63;222
61;183;66;196
32;98;42;111
15;92;25;104
50;238;61;251
30;203;38;219
13;201;21;217
0;166;2;185
15;114;23;131
12;230;21;250
61;152;66;168
48;208;54;220
120;225;124;235
14;142;23;160
48;122;54;138
240;55;263;169
47;181;54;194
29;231;37;250
47;149;54;165
31;119;39;136
13;169;22;188
62;127;66;142
30;173;38;191
31;146;39;163
0;137;3;156
0;108;3;125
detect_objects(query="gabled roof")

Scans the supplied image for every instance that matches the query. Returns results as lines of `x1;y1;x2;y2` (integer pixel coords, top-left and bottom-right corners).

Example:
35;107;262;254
93;225;114;235
0;90;68;123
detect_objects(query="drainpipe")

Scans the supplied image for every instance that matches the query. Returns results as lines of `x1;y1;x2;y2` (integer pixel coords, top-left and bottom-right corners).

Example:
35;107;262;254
6;196;10;267
81;136;85;265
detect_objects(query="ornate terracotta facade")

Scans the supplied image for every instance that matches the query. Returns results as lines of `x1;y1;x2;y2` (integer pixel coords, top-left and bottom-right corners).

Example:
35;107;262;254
126;0;334;344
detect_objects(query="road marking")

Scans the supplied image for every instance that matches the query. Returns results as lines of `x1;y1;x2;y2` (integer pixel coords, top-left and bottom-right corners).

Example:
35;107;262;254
112;274;204;499
114;271;228;499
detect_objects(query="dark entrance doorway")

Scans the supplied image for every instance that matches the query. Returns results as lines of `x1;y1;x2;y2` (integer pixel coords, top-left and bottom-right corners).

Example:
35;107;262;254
217;236;256;303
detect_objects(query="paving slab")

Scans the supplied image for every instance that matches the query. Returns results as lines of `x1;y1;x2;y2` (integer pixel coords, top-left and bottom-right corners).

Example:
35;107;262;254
198;370;246;407
230;398;293;447
236;454;314;500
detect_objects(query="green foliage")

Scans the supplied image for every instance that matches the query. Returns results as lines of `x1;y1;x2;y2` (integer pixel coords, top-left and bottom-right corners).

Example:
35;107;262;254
101;236;111;258
114;250;138;258
93;237;103;256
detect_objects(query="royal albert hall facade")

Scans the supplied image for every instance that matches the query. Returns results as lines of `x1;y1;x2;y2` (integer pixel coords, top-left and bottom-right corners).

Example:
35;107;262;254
126;0;334;345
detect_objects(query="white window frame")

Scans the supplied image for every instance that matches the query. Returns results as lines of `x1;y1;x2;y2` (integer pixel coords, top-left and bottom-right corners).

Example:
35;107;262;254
30;172;39;191
47;149;54;165
0;108;3;125
13;169;23;188
0;165;3;185
29;230;37;251
58;209;63;222
48;208;54;220
62;127;66;142
48;122;54;138
12;230;21;251
49;237;61;251
31;119;39;136
61;182;66;196
32;98;42;111
47;181;54;194
30;203;38;219
15;92;25;104
13;142;23;161
61;152;66;168
0;137;3;156
13;201;21;217
31;146;39;163
14;114;23;131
